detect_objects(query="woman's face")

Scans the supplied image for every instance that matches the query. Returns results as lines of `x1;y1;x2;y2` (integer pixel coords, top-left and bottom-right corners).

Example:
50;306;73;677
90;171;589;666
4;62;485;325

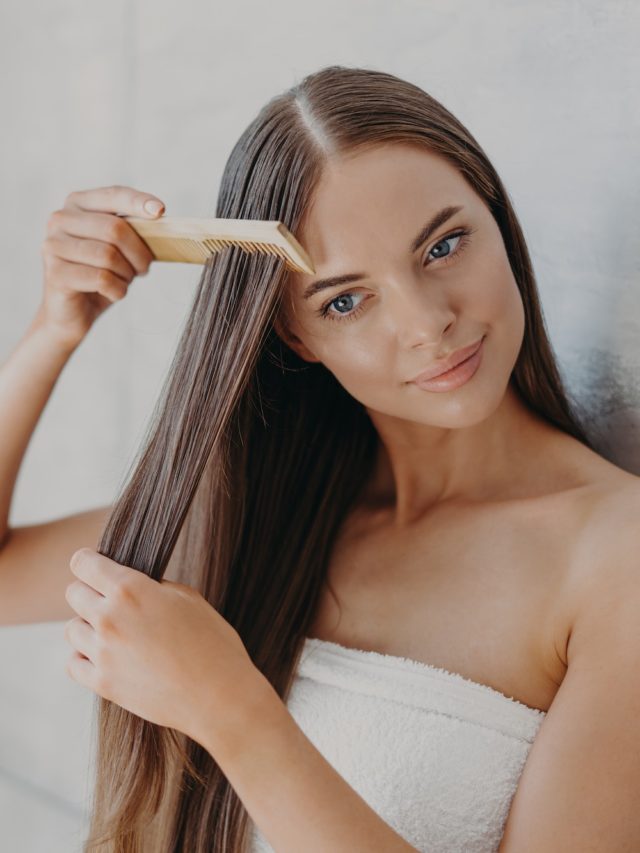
275;143;525;429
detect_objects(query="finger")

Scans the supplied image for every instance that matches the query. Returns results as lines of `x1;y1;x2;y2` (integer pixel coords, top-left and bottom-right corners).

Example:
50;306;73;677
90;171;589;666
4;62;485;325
44;256;130;303
69;548;135;597
65;648;98;688
65;578;105;623
47;209;155;275
43;235;137;282
64;184;165;219
64;616;97;661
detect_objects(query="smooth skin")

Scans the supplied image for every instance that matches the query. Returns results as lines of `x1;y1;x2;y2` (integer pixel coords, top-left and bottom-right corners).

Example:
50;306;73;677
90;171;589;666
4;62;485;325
1;157;640;852
63;546;262;748
274;144;637;698
0;182;422;852
277;143;603;712
0;186;164;625
273;142;640;850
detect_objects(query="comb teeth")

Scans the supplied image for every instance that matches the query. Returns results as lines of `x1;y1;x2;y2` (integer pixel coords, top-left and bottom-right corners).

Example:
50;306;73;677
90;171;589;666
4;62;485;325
122;214;316;273
202;238;269;254
187;238;210;262
143;235;297;267
200;237;291;263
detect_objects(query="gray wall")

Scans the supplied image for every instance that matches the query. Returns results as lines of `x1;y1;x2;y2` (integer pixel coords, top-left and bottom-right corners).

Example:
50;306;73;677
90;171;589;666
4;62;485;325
0;1;638;849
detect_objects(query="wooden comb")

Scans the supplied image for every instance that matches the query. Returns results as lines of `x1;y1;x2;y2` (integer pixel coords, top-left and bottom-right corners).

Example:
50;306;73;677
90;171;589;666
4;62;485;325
122;215;315;275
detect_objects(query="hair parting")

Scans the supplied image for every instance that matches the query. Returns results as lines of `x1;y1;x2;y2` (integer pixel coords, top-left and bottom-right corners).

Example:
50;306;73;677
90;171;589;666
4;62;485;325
83;64;594;852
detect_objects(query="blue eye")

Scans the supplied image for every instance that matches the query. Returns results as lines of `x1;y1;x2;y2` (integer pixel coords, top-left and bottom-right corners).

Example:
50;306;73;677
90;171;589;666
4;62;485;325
322;292;364;319
425;232;464;263
317;226;474;322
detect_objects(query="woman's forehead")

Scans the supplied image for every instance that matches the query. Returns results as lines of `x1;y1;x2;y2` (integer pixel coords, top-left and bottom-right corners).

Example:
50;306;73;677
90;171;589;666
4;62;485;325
297;147;470;256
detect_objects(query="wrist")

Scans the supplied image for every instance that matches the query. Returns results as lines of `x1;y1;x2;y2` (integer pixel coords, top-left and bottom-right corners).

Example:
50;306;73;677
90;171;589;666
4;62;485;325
26;310;82;358
195;667;286;763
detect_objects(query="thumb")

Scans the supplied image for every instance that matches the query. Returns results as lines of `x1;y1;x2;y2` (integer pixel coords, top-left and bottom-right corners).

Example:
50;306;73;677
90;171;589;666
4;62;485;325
142;197;165;217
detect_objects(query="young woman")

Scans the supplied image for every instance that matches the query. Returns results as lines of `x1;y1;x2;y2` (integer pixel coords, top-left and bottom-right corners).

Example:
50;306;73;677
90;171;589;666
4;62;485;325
1;65;639;852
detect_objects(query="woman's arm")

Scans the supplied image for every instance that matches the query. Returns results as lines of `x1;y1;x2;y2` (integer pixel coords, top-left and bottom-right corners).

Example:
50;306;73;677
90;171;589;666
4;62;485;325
202;675;418;853
0;309;77;546
495;495;640;853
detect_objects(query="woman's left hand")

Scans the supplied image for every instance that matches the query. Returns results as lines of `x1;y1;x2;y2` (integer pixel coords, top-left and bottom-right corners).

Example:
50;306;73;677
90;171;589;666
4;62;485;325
63;547;262;747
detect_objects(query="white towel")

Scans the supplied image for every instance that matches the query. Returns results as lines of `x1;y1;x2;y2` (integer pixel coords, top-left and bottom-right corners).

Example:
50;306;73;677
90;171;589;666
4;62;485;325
247;637;546;853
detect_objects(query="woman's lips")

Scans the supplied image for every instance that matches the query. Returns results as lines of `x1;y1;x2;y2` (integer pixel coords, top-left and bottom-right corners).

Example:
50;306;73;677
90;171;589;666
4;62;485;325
410;336;485;392
409;336;484;383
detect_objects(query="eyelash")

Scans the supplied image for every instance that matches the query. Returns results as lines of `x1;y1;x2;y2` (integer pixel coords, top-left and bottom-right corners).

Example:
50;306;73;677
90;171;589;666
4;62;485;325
316;227;475;322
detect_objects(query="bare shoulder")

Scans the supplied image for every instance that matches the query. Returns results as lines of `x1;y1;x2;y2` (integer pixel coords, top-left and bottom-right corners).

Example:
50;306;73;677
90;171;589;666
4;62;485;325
498;461;640;851
573;465;640;576
560;461;640;663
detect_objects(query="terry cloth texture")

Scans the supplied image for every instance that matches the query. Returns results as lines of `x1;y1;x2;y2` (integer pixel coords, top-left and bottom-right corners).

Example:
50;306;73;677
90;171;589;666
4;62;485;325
247;636;546;853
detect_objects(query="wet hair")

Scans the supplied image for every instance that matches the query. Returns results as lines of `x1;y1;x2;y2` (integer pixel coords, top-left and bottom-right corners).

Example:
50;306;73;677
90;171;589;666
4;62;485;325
85;64;593;851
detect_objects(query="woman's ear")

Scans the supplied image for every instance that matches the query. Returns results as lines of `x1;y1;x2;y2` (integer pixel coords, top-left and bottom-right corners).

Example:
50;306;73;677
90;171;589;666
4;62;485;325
273;313;321;364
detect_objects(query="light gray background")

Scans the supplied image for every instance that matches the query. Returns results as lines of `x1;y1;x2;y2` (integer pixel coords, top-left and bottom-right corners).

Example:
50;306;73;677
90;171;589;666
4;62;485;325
1;1;638;850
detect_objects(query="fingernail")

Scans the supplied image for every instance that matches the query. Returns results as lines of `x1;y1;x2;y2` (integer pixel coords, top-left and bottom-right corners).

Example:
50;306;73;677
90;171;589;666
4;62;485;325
144;200;164;215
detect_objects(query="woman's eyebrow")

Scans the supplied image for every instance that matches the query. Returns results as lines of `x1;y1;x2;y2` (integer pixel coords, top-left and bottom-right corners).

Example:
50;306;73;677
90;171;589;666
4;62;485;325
302;204;465;300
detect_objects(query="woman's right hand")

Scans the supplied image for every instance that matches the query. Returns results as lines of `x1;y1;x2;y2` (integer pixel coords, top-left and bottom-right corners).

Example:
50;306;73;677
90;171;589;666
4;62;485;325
37;185;166;351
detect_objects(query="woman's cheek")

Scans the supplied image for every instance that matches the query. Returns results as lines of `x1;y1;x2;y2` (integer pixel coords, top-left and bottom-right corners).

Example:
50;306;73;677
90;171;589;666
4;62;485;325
323;341;390;393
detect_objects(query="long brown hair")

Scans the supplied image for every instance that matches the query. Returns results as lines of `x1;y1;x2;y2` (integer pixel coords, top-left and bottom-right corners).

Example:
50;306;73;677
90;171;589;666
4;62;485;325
85;64;594;851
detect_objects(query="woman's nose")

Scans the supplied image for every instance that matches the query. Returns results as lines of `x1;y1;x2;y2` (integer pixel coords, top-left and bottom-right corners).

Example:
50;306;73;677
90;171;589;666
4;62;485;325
387;282;456;348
